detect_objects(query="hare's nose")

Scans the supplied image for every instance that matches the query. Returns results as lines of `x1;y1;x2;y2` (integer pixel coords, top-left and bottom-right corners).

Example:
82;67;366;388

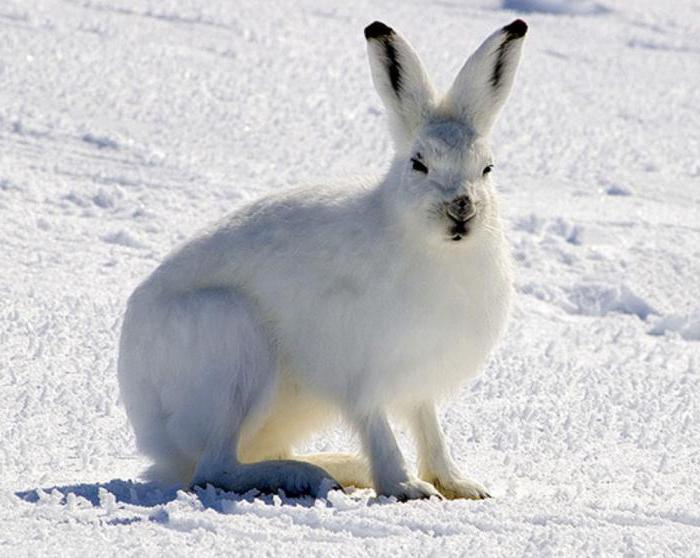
446;196;475;222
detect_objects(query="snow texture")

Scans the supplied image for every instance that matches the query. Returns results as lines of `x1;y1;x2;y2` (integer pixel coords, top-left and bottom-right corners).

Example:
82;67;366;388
1;0;699;556
502;0;609;16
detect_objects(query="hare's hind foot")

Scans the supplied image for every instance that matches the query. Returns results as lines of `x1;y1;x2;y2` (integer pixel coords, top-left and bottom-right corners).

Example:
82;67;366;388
192;461;341;499
296;452;372;489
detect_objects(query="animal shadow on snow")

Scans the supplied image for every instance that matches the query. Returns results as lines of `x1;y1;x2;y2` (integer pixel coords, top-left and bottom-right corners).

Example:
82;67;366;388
15;479;372;516
16;479;181;509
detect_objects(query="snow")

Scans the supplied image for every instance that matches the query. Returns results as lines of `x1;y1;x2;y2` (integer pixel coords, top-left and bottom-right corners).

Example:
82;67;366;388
1;0;699;555
650;309;700;342
502;0;609;16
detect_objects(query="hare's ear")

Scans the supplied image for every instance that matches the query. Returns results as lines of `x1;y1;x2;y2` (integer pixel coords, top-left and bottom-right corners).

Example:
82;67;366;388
444;20;527;135
364;21;436;151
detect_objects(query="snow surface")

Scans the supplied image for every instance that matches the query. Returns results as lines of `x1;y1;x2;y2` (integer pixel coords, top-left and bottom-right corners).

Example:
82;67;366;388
1;0;699;555
502;0;609;16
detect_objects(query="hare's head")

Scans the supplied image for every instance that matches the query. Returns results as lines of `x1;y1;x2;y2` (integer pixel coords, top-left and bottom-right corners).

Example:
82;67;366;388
365;20;527;243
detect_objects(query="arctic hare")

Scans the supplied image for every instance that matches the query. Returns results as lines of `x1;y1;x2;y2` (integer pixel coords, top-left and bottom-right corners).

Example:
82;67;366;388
118;19;527;501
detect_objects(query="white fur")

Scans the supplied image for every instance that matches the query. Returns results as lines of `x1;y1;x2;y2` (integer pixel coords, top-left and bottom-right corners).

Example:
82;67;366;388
118;20;527;500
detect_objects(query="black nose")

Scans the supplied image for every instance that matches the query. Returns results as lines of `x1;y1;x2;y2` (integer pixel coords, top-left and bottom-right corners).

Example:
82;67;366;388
446;196;474;222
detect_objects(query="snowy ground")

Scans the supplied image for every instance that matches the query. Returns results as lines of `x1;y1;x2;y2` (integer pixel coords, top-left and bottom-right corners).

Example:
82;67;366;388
1;0;699;555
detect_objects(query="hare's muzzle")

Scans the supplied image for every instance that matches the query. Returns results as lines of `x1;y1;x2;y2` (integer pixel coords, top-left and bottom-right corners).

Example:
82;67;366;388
445;196;476;241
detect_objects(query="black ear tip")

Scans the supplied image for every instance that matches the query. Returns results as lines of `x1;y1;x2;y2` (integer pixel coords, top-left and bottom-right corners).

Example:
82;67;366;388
503;19;528;38
364;21;394;40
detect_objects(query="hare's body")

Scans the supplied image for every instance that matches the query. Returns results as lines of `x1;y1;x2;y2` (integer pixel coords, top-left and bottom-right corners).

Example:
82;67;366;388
119;20;527;500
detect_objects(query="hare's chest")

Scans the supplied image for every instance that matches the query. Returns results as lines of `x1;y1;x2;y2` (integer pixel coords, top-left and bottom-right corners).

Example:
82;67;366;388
371;271;510;393
277;250;513;403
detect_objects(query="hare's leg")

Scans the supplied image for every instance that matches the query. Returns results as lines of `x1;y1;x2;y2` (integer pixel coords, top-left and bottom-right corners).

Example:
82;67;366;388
354;412;441;501
166;290;339;497
238;386;367;489
239;386;372;489
409;403;490;500
195;412;342;498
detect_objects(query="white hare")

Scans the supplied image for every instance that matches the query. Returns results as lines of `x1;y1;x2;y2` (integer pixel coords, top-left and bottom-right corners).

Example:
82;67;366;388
118;19;527;501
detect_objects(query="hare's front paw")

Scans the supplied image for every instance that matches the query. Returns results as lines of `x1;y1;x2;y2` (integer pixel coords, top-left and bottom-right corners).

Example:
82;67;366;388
433;477;491;500
378;478;443;502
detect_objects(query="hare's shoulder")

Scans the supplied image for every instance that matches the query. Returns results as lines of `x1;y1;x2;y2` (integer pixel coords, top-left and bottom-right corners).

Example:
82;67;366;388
214;180;383;247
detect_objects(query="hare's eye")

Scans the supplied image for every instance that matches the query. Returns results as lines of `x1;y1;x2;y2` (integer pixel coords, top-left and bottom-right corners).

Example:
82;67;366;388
483;164;494;176
411;158;428;174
